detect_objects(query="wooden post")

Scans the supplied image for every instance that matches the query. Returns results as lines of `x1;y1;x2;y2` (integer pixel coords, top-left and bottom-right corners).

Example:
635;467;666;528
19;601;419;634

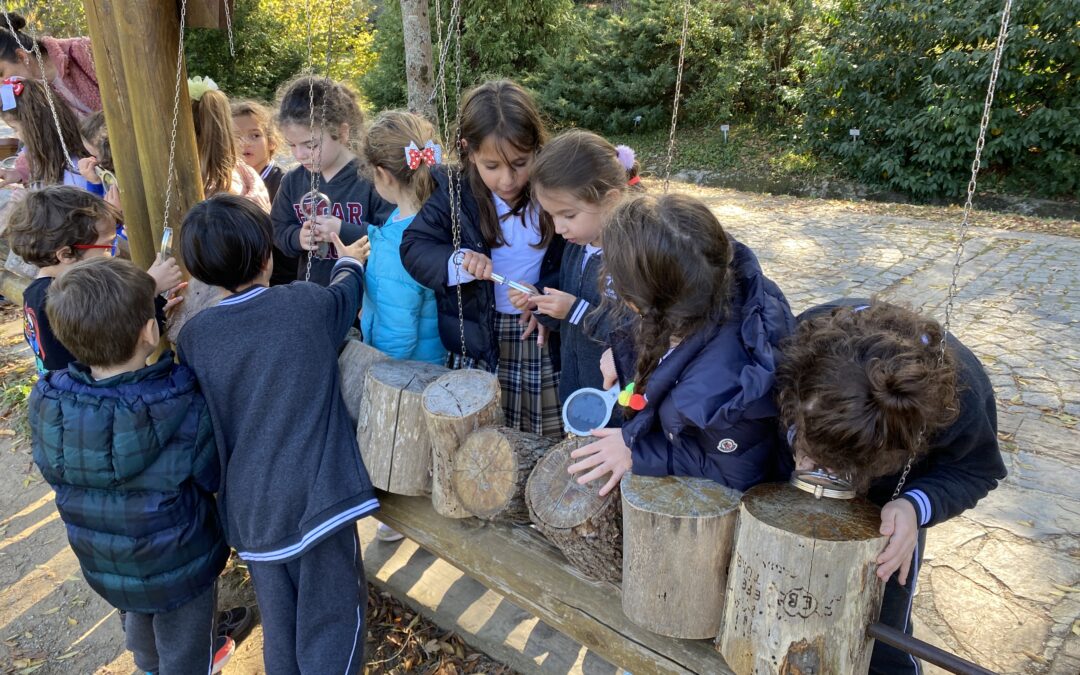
83;0;155;268
400;0;437;122
621;473;741;639
526;436;623;583
164;278;220;343
338;340;390;426
108;0;205;266
422;369;503;518
358;359;448;495
718;483;887;675
452;427;555;523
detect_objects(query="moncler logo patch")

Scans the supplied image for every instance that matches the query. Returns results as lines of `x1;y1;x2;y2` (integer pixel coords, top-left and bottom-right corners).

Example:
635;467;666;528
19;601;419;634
717;438;738;453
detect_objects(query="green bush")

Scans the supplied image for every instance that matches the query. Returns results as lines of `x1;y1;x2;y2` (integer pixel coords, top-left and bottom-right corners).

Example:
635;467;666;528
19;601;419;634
801;0;1080;198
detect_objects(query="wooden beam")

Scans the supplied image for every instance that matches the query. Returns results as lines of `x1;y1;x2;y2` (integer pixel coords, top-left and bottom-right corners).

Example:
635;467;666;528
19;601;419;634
109;0;204;267
376;493;734;675
187;0;232;30
83;0;155;268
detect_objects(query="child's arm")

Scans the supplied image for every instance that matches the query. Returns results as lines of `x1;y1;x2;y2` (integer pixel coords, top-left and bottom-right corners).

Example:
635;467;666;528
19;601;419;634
400;187;460;290
322;232;370;342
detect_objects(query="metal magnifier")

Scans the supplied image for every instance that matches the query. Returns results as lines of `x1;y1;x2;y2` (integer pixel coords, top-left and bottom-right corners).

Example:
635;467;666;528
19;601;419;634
300;190;332;258
790;468;857;500
561;386;620;436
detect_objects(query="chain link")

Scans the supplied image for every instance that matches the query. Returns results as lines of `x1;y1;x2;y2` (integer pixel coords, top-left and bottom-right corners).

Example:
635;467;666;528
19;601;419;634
2;8;77;175
661;0;690;193
160;0;190;237
939;0;1013;366
428;0;463;109
223;0;235;58
891;455;915;500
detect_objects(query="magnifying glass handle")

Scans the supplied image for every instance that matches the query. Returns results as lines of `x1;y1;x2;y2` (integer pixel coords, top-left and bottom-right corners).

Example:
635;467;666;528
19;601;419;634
601;385;620;405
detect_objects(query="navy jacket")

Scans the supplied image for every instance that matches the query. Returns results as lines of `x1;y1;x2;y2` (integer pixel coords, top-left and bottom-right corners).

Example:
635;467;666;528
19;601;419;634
785;299;1007;525
29;354;228;613
614;241;795;491
400;168;564;368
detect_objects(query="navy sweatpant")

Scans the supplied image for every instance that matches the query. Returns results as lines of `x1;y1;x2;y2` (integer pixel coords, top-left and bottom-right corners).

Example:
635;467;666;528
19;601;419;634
247;525;366;675
124;583;216;675
870;528;927;675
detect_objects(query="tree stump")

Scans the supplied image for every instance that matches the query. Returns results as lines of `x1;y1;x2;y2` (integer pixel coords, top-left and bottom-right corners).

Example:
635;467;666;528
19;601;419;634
452;427;556;523
338;340;389;426
717;482;887;675
422;369;503;518
525;436;622;582
357;359;448;495
621;473;741;639
165;278;220;343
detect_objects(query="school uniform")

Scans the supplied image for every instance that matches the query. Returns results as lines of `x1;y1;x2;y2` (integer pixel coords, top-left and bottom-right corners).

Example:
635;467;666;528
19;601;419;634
611;240;795;491
401;168;565;436
784;299;1007;675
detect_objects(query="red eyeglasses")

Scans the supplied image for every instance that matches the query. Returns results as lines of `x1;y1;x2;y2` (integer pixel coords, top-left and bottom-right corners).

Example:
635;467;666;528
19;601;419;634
73;236;118;256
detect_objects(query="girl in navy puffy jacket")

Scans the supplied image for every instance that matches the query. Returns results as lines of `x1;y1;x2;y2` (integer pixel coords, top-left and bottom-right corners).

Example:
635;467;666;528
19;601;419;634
568;193;795;495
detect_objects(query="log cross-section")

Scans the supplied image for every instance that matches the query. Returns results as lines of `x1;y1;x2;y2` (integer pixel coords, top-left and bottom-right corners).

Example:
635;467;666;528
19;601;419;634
452;426;555;522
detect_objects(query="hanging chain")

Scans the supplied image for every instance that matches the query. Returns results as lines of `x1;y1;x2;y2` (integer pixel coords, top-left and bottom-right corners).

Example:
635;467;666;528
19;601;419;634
2;8;77;175
939;0;1013;366
160;0;189;237
223;0;235;57
302;0;338;281
428;0;463;109
891;453;915;500
661;0;690;193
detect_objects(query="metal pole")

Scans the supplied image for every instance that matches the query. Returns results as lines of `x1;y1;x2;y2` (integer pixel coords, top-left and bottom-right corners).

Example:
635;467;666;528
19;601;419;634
867;623;997;675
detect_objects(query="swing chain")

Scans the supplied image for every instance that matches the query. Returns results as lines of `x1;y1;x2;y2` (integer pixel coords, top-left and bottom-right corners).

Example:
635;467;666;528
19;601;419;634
1;8;78;177
940;0;1013;366
161;0;190;236
661;0;691;193
429;0;463;108
223;0;235;58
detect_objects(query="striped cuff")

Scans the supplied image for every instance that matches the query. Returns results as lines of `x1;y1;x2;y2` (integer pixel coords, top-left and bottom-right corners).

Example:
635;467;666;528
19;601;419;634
903;489;932;526
332;257;365;275
568;298;590;325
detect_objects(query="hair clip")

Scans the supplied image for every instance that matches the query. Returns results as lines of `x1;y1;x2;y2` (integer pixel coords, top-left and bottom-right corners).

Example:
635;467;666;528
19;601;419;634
187;75;219;102
1;76;25;111
405;140;441;170
615;145;636;171
617;381;646;411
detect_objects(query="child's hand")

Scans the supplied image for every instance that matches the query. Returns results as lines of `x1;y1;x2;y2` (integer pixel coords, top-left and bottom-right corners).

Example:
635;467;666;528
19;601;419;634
78;156;99;183
534;288;576;320
600;348;617;390
508;283;539;311
567;428;632;497
876;499;919;584
461;251;493;280
162;281;188;315
148;254;183;294
517;309;548;347
310;214;343;240
297;221;320;251
329;232;371;264
104;185;122;212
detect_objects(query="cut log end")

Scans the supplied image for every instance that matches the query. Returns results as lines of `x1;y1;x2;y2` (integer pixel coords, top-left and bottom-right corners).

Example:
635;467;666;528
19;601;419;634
423;369;502;418
742;482;882;541
453;427;555;521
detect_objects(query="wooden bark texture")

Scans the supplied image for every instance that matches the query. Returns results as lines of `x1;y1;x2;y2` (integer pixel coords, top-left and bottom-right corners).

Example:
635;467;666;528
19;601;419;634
399;0;438;121
452;427;555;522
338;340;390;426
165;278;219;343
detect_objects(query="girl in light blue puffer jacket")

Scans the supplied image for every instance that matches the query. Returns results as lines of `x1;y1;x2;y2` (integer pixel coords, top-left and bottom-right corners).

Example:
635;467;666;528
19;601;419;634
360;111;446;364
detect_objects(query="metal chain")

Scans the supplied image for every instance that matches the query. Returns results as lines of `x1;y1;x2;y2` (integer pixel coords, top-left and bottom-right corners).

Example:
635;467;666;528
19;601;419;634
939;0;1013;366
223;0;235;57
891;454;915;500
661;0;691;193
2;8;77;174
160;0;190;236
428;0;463;109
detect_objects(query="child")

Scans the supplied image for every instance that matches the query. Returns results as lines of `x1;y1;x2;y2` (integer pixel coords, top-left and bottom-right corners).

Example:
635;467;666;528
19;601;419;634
567;193;795;495
511;130;636;411
76;110;115;197
231;99;284;201
28;256;232;675
6;186;181;374
0;76;90;188
189;76;270;211
401;79;565;437
359;110;445;364
176;194;375;674
271;75;391;286
775;299;1006;675
0;13;101;116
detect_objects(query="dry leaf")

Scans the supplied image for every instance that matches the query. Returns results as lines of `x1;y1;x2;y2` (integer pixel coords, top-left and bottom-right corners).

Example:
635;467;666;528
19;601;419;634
66;617;78;626
56;650;80;660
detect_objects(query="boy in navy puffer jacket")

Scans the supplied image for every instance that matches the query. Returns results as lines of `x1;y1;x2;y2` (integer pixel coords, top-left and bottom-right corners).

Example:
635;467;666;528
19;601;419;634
29;257;229;675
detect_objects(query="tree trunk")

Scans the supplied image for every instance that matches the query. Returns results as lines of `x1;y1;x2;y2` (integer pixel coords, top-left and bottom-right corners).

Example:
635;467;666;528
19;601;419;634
165;278;220;343
621;473;741;639
717;483;887;675
422;369;503;518
526;436;622;582
400;0;437;122
338;340;390;427
452;427;555;523
358;359;448;495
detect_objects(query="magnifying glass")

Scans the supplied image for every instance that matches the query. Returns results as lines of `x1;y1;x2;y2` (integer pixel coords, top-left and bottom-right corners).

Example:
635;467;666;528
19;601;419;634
490;272;536;296
790;468;856;500
561;385;620;436
300;190;332;258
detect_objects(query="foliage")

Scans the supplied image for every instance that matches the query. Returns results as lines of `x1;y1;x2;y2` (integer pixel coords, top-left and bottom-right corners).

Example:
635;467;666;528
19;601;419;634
185;0;378;104
800;0;1080;198
5;2;87;37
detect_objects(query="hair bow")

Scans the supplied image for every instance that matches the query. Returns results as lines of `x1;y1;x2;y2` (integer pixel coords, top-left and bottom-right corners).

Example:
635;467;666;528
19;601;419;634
404;140;441;170
1;76;25;111
187;75;219;102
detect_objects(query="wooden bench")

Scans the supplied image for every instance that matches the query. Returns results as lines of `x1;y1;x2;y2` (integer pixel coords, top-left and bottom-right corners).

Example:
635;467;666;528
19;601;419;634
375;491;734;675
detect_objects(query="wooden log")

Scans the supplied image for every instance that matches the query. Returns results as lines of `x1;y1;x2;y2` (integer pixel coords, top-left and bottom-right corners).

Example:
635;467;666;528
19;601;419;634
525;436;622;582
718;482;887;675
452;427;555;523
399;0;438;122
621;473;741;639
337;339;389;426
422;369;503;518
358;359;448;496
164;278;220;343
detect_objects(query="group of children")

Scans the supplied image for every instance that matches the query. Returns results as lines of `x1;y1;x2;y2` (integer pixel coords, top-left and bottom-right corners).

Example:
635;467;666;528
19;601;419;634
4;29;1006;672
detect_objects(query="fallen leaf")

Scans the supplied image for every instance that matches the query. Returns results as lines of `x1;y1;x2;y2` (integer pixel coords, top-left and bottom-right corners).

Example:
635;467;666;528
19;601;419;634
66;617;78;626
1022;650;1048;664
40;607;60;616
1052;584;1080;593
1017;519;1035;528
56;650;80;660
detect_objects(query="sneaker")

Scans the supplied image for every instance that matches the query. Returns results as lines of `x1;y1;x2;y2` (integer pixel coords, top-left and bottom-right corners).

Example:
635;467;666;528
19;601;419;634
215;606;254;645
211;635;235;674
376;522;405;542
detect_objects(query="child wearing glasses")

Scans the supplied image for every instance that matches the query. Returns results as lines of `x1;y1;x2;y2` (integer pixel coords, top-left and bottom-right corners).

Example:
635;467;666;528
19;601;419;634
6;186;181;374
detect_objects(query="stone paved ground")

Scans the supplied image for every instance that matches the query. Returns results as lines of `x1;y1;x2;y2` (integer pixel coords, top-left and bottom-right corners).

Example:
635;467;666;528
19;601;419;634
675;183;1080;675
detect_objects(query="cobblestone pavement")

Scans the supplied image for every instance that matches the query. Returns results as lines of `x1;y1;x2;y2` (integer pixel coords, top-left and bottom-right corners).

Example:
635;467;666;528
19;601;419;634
681;183;1080;675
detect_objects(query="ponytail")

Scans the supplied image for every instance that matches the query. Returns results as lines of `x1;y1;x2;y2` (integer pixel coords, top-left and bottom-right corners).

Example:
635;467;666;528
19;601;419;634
192;88;237;196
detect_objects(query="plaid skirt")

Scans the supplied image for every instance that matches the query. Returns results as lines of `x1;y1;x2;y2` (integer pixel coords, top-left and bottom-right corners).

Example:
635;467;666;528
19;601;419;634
449;312;562;437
